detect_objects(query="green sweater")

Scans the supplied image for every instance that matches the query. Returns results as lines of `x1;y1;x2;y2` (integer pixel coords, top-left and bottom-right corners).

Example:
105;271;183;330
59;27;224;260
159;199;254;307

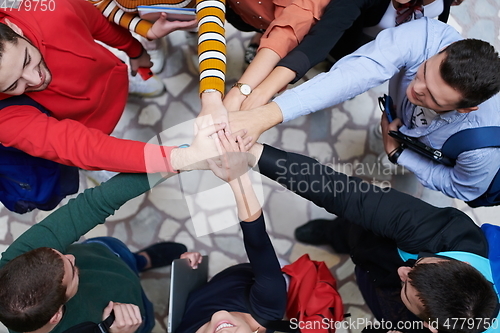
0;173;163;333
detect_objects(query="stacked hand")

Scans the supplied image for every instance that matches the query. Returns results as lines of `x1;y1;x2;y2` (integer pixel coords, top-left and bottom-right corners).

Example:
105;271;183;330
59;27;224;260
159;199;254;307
102;301;142;333
180;252;203;269
207;130;254;184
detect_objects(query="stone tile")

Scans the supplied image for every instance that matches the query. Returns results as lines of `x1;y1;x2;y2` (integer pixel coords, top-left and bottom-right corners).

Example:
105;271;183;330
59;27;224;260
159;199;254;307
345;306;373;333
334;129;367;160
164;48;186;78
308;110;331;141
10;221;30;241
287;115;306;127
167;30;189;47
226;38;246;82
163;73;193;98
113;102;140;133
343;92;375;126
206;211;240;234
331;109;349;136
130;206;163;247
470;206;500;226
123;127;157;143
175;230;195;250
162;101;197;129
107;193;146;222
214;236;246;257
336;258;356;281
289;243;341;268
282;128;307;152
83;224;109;239
271;237;293;256
139;104;162;126
144;92;169;106
419;187;453;208
260;126;279;145
207;250;239;278
339;281;365;305
447;15;463;34
150;192;191;221
159;218;182;241
468;20;497;46
112;222;128;241
0;216;8;241
474;0;496;17
268;191;308;238
141;277;171;314
307;142;333;164
185;213;213;246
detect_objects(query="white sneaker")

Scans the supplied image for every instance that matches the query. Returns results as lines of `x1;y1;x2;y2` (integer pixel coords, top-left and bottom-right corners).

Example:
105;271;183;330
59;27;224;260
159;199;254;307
129;73;165;97
141;37;167;74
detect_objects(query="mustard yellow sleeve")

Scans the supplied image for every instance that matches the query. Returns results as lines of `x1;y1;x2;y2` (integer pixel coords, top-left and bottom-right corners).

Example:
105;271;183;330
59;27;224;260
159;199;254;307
90;0;153;38
196;0;226;96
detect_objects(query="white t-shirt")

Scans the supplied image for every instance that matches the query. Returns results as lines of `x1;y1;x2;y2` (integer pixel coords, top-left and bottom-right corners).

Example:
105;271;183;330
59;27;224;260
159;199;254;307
411;105;439;128
363;0;444;37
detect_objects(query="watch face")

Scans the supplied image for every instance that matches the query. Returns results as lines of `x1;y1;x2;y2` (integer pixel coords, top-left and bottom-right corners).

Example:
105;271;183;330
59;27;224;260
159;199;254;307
240;84;252;95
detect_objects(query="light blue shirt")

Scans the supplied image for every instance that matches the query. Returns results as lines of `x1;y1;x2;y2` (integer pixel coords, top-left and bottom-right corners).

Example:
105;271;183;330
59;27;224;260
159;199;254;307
274;18;500;201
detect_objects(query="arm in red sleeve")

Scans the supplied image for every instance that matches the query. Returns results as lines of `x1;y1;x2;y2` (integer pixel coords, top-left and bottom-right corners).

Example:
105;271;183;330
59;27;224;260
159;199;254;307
69;0;143;58
0;105;175;173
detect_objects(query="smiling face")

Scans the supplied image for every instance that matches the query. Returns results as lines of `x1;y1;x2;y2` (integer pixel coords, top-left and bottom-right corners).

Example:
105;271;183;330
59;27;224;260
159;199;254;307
0;37;52;95
52;249;80;300
196;311;259;333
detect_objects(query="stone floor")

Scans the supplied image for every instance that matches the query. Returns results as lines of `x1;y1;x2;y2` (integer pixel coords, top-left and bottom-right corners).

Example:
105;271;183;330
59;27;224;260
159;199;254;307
0;1;499;332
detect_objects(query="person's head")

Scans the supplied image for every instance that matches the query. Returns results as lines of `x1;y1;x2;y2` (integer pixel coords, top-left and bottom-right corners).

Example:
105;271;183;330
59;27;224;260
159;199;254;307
0;20;52;95
397;257;498;333
0;247;79;333
196;310;262;333
406;39;500;113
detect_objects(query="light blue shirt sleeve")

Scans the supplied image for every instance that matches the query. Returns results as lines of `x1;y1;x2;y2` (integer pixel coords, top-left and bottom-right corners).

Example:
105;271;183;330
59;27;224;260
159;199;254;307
273;18;460;123
398;95;500;201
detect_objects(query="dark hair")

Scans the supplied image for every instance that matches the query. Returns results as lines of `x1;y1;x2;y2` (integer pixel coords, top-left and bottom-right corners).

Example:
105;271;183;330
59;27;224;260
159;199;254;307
440;39;500;109
0;247;67;332
408;260;498;333
0;23;21;62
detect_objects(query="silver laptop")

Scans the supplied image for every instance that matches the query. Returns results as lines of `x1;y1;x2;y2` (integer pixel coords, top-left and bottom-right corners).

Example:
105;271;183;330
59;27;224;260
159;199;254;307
168;256;209;333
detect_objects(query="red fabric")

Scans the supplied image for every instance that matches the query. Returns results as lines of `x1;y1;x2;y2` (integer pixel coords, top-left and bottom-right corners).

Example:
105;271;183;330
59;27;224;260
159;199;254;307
282;254;344;333
0;0;177;173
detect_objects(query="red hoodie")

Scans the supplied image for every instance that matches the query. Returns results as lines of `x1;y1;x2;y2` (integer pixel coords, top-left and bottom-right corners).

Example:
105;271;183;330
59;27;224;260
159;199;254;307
0;0;175;173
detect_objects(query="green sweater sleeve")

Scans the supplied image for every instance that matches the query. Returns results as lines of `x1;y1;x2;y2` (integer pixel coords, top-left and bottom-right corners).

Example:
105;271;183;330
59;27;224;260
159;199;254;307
0;173;163;267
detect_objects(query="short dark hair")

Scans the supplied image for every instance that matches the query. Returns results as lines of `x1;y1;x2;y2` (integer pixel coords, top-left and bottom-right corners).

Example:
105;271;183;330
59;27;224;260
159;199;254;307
440;39;500;109
0;23;21;62
409;260;498;333
0;247;67;332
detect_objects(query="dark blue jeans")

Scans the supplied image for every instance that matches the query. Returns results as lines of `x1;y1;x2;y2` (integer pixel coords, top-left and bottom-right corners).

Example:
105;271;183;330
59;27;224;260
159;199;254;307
82;237;155;333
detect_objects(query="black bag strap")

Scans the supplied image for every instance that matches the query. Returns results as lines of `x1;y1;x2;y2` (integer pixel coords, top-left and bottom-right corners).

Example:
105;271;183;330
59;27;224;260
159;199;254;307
0;95;50;115
61;311;115;333
441;127;500;159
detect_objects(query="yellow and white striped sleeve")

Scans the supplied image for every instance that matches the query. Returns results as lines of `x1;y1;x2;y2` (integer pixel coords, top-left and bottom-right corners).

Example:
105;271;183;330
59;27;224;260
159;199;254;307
196;0;226;96
89;0;152;38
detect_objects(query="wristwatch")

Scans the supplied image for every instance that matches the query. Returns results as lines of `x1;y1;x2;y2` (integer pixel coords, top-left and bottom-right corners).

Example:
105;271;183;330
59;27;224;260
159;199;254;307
232;82;252;96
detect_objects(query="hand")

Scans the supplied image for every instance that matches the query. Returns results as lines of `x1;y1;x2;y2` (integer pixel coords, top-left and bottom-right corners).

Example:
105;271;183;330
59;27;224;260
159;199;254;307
170;122;226;171
207;130;254;184
129;49;153;76
102;301;142;333
240;87;274;111
223;87;247;111
146;13;198;39
197;91;229;131
180;252;203;269
381;114;403;155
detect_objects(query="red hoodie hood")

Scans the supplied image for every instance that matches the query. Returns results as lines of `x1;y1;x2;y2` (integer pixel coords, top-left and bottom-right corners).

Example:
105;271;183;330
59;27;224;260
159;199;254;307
0;0;142;134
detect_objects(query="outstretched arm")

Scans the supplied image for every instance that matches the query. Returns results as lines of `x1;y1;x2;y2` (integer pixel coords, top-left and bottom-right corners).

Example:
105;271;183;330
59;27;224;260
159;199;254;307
196;0;229;125
252;144;487;256
208;132;286;321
